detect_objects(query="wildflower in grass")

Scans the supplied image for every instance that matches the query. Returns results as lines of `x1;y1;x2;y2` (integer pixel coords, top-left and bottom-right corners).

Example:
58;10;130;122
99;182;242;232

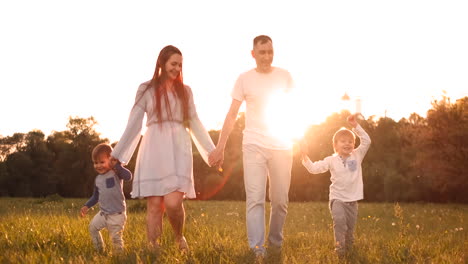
392;222;396;226
416;225;420;230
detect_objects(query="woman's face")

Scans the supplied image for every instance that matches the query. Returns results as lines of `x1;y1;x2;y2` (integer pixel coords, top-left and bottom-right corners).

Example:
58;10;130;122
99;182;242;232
164;53;183;80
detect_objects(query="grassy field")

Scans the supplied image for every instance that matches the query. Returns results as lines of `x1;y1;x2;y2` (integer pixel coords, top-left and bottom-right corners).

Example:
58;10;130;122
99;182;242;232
0;197;466;264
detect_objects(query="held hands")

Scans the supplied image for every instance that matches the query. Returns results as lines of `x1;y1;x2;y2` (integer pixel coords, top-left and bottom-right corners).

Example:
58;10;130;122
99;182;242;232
110;157;119;168
80;206;89;217
208;147;224;170
347;114;358;128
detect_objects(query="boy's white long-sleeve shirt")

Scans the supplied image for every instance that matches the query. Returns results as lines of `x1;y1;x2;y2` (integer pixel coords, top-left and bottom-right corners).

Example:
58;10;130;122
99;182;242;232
302;125;371;202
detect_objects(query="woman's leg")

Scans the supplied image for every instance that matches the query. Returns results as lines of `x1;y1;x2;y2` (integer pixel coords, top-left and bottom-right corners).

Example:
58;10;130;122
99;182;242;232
146;196;165;247
164;191;187;249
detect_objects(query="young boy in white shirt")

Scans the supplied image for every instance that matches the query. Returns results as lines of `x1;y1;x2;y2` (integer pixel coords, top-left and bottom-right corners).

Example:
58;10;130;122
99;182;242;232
300;114;371;257
80;143;132;253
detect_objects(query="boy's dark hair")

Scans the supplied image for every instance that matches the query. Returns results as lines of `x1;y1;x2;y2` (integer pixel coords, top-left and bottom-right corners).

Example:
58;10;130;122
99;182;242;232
253;35;272;47
92;143;113;161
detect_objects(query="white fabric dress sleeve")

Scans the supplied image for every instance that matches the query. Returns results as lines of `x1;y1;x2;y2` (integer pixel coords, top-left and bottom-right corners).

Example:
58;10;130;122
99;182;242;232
186;86;215;166
111;105;145;165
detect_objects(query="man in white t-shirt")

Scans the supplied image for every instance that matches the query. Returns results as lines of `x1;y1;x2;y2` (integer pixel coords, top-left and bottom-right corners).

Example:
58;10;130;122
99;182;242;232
209;35;295;257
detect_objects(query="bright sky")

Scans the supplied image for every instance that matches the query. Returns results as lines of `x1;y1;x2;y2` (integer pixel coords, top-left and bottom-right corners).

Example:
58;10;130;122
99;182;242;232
1;0;467;142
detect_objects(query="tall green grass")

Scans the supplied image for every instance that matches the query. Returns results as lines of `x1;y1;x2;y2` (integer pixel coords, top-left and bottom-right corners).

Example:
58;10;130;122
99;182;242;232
0;198;466;263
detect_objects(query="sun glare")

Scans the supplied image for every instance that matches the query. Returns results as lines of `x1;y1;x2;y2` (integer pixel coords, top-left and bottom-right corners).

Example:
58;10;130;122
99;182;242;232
265;89;316;144
265;87;350;144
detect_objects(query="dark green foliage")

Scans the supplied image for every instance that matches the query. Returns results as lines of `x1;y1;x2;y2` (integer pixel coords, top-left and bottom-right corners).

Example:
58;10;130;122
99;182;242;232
0;117;107;198
0;97;467;202
194;113;245;200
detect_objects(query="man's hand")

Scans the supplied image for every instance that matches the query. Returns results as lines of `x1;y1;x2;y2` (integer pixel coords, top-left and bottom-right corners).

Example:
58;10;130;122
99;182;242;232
209;147;225;169
80;206;89;217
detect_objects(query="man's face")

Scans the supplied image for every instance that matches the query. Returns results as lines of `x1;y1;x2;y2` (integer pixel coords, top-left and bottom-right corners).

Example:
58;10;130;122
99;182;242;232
252;40;274;71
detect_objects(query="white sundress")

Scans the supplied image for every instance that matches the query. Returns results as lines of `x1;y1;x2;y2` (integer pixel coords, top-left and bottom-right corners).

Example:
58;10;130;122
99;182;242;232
112;81;215;199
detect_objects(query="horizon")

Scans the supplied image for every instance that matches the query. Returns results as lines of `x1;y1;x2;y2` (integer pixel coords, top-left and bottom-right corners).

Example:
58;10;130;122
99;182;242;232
1;94;465;143
1;0;467;142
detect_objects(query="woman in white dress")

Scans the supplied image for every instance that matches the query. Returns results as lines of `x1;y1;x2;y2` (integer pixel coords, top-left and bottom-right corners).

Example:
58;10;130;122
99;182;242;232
111;45;215;251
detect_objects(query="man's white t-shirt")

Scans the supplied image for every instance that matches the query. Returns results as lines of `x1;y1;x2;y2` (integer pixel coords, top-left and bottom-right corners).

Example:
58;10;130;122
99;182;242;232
231;67;294;150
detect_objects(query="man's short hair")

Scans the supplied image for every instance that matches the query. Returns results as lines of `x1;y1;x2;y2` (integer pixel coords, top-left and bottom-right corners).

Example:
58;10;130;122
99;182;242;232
253;35;272;47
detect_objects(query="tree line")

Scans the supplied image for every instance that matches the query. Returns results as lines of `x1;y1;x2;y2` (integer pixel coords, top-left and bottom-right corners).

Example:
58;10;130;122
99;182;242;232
1;96;466;203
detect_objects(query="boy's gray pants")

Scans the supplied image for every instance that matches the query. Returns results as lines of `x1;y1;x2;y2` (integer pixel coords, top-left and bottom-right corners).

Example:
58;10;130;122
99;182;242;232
329;199;358;256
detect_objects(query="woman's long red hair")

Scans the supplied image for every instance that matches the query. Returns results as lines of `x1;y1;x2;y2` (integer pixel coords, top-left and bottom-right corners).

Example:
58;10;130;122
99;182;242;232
146;45;190;128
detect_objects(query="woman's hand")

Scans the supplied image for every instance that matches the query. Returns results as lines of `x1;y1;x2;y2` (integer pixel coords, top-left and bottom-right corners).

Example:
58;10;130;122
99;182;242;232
208;147;224;169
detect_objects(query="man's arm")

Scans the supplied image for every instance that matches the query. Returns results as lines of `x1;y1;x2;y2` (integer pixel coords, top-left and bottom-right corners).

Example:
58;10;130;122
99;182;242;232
208;99;242;167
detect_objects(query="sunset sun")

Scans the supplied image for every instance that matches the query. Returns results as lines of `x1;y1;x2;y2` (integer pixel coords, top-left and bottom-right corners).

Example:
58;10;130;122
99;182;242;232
265;87;355;144
264;89;318;144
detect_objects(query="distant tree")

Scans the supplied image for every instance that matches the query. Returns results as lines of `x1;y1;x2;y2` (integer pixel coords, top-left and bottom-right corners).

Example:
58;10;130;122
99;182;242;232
0;133;27;162
0;131;54;196
24;130;55;196
364;117;406;202
397;113;428;201
413;96;468;202
0;133;27;195
48;116;108;197
5;152;33;196
2;98;467;203
0;162;8;196
195;113;245;200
